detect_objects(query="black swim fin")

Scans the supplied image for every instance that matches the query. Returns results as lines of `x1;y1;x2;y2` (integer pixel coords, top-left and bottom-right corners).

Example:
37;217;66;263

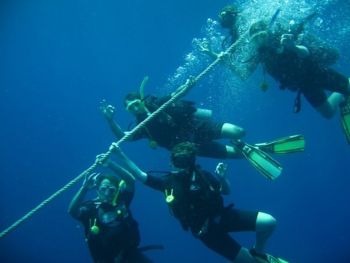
254;134;305;154
233;141;283;180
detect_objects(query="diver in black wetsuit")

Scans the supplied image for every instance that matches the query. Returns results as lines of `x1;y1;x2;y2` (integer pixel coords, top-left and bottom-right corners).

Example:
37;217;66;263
68;157;158;263
101;91;245;159
247;19;350;118
112;141;285;263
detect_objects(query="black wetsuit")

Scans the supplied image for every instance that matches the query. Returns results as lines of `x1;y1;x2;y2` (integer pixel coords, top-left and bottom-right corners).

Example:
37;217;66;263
72;190;152;263
259;33;349;108
131;95;227;159
145;165;258;261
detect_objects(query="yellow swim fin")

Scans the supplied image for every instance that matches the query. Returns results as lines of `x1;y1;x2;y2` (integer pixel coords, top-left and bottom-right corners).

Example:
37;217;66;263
254;134;305;154
340;97;350;144
139;75;149;100
234;141;283;180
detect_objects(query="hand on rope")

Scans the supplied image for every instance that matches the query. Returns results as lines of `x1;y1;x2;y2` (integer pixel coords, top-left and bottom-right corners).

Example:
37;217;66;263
217;51;227;59
96;153;110;167
198;41;219;59
109;142;121;155
171;76;196;98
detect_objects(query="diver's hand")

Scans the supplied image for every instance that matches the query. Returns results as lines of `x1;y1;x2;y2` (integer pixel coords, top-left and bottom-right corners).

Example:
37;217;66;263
96;153;110;167
215;162;228;178
199;43;211;53
280;34;296;50
100;99;116;121
82;172;100;190
198;42;219;59
109;142;122;155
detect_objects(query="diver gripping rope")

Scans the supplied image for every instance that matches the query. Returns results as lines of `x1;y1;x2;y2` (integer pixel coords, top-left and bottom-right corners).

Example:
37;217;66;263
0;31;248;239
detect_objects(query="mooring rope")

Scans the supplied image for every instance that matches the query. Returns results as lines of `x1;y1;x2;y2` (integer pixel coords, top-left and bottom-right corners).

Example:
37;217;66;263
0;31;248;239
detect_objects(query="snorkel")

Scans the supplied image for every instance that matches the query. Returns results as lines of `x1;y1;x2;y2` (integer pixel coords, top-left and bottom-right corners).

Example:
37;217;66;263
125;76;150;115
112;180;126;206
139;75;149;101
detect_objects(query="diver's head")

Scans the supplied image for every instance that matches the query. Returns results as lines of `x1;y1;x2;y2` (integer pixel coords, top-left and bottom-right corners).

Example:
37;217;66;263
249;20;269;48
219;5;239;29
171;142;197;169
124;92;146;115
96;175;119;203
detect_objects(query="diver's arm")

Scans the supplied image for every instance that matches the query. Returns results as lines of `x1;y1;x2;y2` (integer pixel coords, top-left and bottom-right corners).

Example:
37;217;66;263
202;49;220;59
100;101;126;138
215;163;231;195
281;34;310;58
294;44;310;58
110;144;148;183
198;41;220;59
68;186;88;217
170;76;198;98
108;161;135;192
108;119;126;139
68;173;97;217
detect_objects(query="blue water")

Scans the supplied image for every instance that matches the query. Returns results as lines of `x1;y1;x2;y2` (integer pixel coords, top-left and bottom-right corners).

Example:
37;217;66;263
0;1;349;262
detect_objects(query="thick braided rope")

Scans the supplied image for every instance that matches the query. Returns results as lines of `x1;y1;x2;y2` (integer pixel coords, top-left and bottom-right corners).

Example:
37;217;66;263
0;31;248;239
0;163;98;238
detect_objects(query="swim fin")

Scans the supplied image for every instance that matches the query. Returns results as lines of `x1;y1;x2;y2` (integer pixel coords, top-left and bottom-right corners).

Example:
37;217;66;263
250;249;289;263
233;141;283;180
254;134;305;154
340;97;350;144
254;255;289;263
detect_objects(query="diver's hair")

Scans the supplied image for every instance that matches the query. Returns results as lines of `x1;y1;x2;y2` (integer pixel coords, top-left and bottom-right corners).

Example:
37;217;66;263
219;5;239;29
249;20;269;37
96;174;120;188
124;92;141;107
171;142;197;162
219;5;239;17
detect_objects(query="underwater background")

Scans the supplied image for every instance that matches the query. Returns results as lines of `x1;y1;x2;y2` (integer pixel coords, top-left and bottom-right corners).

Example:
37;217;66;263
0;0;349;262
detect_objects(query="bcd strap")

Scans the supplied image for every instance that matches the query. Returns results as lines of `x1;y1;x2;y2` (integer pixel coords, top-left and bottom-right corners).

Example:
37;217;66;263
293;89;302;113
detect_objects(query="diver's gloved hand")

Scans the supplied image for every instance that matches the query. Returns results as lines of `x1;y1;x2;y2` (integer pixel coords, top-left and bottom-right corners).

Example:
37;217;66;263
215;162;228;178
82;172;100;190
280;34;296;50
100;99;116;122
96;153;110;167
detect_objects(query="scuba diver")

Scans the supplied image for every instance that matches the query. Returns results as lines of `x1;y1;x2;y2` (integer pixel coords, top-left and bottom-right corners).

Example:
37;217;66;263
110;141;288;263
202;5;350;143
247;18;350;142
218;4;240;46
101;75;245;160
68;155;162;263
199;4;240;58
100;75;306;180
247;18;350;118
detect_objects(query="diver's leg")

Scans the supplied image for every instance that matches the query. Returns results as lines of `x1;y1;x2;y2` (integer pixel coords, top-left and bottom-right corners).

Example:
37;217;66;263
225;145;244;159
221;123;246;140
316;92;345;119
254;212;277;253
232;247;257;263
314;72;350;118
